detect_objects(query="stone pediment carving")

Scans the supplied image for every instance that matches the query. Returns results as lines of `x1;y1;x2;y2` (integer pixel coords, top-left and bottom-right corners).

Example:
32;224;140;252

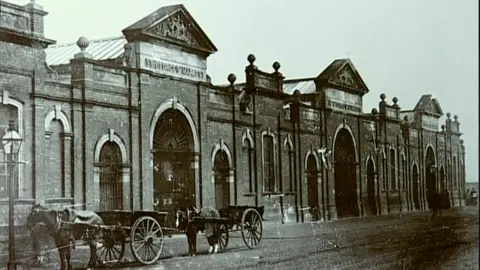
148;12;200;47
425;99;443;117
317;59;369;95
122;4;217;56
328;64;361;90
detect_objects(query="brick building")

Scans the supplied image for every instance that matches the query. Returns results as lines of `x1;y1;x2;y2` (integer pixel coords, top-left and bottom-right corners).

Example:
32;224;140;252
0;1;467;233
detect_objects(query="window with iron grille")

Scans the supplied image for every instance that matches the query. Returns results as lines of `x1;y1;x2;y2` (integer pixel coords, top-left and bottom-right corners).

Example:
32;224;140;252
382;157;387;190
389;149;397;190
453;156;457;189
99;141;123;211
263;135;276;192
244;140;254;193
287;144;294;193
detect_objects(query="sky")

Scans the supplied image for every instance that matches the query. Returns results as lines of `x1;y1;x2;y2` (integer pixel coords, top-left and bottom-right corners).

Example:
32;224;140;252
9;0;479;182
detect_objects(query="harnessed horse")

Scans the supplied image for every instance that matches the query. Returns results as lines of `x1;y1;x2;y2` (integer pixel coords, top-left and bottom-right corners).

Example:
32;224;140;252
175;206;222;257
26;204;103;270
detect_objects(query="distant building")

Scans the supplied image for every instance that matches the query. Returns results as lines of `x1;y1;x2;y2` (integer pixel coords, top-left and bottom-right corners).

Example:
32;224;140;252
0;1;467;234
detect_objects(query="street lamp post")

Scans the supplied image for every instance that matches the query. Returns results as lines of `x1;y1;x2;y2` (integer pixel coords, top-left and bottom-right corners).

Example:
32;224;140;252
2;120;23;270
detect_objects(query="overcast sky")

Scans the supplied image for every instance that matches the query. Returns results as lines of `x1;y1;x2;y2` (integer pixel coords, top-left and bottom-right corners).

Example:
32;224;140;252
10;0;478;182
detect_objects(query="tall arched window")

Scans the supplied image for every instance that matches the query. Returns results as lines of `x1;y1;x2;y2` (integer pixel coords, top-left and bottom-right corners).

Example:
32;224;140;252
262;134;276;192
453;156;458;189
382;154;387;190
243;139;254;193
287;142;294;192
389;149;397;190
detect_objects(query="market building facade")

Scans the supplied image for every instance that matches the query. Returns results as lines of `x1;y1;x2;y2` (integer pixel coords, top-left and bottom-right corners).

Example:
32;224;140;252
0;1;467;234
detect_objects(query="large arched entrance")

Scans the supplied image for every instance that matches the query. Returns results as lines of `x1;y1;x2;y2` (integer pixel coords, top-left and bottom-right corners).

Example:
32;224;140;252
366;158;377;215
99;142;123;211
412;164;420;210
153;108;196;226
334;128;359;218
306;154;319;220
213;150;230;209
425;146;436;209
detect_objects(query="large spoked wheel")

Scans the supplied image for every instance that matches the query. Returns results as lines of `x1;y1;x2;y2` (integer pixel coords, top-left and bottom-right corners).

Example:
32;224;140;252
217;224;229;252
96;228;125;268
241;208;263;249
130;216;164;265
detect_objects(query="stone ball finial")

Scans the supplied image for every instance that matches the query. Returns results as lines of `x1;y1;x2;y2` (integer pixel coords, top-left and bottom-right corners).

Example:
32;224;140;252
392;97;398;105
247;54;256;65
227;73;236;84
371;108;378;115
454;115;458;121
76;36;90;52
446;112;451;118
293;89;301;96
273;61;281;72
404;115;409;121
441;124;446;131
460;139;464;145
380;93;386;101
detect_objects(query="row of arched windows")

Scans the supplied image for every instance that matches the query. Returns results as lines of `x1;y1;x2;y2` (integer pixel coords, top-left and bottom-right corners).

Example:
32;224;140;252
380;148;463;192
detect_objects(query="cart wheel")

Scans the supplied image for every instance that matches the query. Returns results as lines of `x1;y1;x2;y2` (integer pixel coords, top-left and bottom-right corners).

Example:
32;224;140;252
130;216;164;265
217;224;229;252
96;228;125;268
241;208;263;249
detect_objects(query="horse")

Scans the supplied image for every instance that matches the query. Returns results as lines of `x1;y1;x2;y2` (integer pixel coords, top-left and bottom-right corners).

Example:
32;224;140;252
175;206;222;257
26;204;104;270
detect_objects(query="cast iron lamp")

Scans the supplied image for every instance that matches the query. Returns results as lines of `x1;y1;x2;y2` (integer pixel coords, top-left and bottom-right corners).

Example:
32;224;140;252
2;120;23;270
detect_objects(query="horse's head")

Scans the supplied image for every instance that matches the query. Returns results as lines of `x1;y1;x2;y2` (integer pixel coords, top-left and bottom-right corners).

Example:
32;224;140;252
26;204;62;232
175;206;200;231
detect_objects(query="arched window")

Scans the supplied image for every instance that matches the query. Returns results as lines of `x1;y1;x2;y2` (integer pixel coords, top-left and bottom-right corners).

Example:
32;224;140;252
287;143;294;192
453;156;458;189
389;149;397;190
382;154;387;190
243;139;254;193
262;134;276;192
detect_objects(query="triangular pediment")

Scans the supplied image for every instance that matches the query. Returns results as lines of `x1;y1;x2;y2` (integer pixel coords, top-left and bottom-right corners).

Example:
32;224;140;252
122;4;217;56
317;59;369;95
425;98;444;117
413;95;444;118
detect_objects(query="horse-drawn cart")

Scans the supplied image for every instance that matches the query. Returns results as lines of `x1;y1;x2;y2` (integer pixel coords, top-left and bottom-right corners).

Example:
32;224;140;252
60;209;171;268
188;205;264;252
92;210;171;267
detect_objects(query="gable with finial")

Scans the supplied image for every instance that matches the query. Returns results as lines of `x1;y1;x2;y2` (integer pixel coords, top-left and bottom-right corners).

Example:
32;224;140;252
316;59;369;95
413;95;444;118
122;4;217;56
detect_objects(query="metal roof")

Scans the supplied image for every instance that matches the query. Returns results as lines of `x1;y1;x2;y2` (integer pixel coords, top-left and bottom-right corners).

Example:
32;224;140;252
283;79;316;95
45;36;127;66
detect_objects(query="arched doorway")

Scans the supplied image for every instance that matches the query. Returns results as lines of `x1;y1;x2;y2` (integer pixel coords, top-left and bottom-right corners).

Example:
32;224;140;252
213;150;230;209
306;154;319;220
412;164;420;210
334;128;359;218
440;166;446;192
425;146;436;209
153;109;195;227
99;141;123;211
366;158;377;215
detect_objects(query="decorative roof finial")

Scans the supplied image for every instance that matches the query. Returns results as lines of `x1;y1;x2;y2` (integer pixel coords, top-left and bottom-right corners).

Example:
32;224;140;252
76;36;90;52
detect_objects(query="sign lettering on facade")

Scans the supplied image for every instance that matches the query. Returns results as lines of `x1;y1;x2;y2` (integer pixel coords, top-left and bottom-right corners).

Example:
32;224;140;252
422;115;439;131
325;88;362;115
144;58;205;80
